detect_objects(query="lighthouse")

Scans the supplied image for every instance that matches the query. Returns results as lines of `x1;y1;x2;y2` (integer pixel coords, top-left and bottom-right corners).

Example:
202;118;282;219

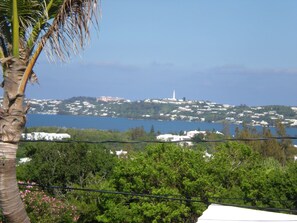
173;90;176;100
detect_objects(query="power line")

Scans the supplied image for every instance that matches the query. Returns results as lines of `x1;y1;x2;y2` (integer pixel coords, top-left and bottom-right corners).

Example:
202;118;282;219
18;136;297;145
17;183;297;214
18;183;204;203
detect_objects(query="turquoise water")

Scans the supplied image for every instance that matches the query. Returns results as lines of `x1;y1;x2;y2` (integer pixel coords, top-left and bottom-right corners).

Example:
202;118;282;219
26;114;297;138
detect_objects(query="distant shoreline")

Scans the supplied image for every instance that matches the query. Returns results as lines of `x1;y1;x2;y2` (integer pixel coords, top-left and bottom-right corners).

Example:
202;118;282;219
26;114;297;137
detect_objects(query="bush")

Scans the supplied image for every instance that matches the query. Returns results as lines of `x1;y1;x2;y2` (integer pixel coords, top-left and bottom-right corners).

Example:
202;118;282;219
19;182;79;223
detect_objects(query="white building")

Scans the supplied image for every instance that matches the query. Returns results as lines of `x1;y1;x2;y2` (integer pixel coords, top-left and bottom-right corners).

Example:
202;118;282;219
19;157;32;164
116;150;128;158
197;204;297;223
22;132;71;141
110;150;128;158
186;130;207;138
157;134;191;142
156;130;216;146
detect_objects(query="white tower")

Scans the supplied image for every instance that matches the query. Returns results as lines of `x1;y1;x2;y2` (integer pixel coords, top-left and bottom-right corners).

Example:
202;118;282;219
173;90;176;100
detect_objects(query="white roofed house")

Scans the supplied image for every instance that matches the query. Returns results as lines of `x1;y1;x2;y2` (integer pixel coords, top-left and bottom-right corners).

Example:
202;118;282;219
156;133;192;146
156;130;225;147
22;132;71;141
186;130;207;138
116;150;128;158
197;204;297;223
110;150;128;158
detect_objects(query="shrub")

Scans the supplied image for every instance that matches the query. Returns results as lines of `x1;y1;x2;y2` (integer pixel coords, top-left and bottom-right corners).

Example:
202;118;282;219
19;182;79;223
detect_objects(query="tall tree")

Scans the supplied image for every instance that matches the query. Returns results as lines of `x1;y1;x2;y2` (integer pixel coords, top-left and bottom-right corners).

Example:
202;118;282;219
275;119;296;162
0;0;99;221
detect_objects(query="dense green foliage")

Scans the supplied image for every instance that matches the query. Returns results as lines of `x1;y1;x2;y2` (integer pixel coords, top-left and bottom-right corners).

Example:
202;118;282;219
17;142;115;187
234;121;296;164
14;127;297;222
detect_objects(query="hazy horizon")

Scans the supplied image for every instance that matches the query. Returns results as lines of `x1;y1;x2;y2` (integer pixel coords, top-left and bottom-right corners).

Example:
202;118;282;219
24;93;297;107
18;0;297;106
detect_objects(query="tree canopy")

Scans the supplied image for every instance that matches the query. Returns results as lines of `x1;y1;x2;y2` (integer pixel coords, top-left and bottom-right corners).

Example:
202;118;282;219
14;127;297;223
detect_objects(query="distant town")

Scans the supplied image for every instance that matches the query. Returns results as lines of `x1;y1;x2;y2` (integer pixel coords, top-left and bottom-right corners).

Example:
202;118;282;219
4;94;296;128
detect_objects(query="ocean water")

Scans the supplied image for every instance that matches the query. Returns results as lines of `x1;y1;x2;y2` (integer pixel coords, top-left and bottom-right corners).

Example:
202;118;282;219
26;114;228;133
26;114;297;138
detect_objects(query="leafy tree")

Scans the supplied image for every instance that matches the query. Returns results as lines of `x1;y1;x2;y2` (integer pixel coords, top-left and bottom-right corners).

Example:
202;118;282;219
149;125;155;137
275;120;296;162
128;127;147;140
260;128;285;163
69;144;209;222
17;142;116;188
205;142;297;210
206;142;262;204
236;157;297;209
222;121;231;137
14;138;297;222
0;1;99;220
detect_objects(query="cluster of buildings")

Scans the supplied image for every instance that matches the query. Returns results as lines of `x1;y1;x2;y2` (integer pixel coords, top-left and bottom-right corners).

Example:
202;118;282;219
0;95;296;128
96;96;127;102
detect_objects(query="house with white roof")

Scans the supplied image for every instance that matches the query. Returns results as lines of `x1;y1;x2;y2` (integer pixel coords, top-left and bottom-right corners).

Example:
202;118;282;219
156;130;218;146
197;204;297;223
22;132;71;141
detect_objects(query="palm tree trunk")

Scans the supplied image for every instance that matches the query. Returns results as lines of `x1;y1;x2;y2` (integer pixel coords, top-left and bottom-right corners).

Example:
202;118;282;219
0;58;30;222
0;143;30;223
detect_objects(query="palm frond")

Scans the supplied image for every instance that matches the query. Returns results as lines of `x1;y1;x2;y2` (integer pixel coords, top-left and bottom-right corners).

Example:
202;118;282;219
0;0;41;36
0;0;44;59
0;20;11;57
17;0;100;95
26;0;56;54
0;1;13;48
0;37;8;59
40;0;100;61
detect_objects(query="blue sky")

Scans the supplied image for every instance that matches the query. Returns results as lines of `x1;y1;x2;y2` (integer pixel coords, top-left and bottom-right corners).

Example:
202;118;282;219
28;0;297;106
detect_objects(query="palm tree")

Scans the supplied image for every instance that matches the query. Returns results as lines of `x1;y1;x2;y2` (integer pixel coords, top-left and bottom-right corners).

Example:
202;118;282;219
0;0;99;221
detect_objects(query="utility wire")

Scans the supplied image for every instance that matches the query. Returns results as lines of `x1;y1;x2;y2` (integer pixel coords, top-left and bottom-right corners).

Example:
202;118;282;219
15;136;297;216
18;183;297;214
19;136;297;144
18;183;204;203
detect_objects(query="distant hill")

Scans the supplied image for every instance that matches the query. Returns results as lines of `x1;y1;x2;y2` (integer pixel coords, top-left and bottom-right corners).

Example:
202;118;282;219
13;97;297;127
